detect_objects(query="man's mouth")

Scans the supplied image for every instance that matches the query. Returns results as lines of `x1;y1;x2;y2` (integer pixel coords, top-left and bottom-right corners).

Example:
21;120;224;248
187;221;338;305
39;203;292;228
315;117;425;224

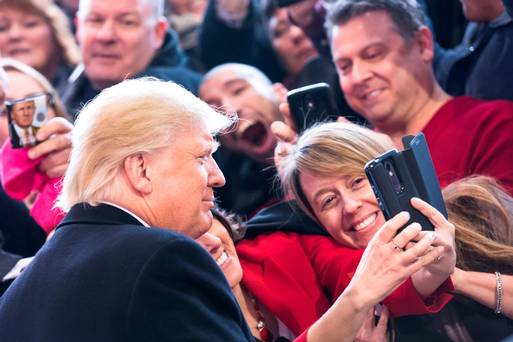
91;53;120;61
239;121;267;147
360;88;384;101
352;213;377;231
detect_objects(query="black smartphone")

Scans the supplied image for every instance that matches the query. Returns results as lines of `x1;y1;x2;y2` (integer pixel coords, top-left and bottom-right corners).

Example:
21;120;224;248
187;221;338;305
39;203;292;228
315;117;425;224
364;133;447;231
6;94;49;149
287;82;339;133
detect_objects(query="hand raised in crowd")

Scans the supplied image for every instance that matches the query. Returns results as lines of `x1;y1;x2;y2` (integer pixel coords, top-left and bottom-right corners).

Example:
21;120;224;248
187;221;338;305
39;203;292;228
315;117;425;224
28;117;73;178
270;83;298;181
408;197;457;297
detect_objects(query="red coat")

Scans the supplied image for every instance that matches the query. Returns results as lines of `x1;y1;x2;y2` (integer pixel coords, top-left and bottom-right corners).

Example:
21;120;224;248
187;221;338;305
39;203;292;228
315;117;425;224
237;232;453;341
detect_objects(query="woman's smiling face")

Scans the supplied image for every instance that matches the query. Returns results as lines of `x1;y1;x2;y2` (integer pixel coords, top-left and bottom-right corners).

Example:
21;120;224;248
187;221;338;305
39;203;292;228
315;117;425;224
300;172;386;248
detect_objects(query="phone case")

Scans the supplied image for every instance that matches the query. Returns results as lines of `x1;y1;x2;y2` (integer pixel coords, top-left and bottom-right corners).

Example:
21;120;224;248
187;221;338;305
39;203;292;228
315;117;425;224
364;132;447;231
286;82;339;133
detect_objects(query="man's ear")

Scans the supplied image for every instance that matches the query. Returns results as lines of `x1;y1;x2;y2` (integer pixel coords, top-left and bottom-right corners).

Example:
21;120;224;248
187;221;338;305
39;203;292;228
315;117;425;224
153;18;168;50
414;26;434;63
123;154;153;194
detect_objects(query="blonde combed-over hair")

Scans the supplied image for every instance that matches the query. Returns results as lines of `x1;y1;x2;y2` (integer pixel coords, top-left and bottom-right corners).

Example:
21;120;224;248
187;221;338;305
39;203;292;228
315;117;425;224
280;122;394;220
57;77;232;212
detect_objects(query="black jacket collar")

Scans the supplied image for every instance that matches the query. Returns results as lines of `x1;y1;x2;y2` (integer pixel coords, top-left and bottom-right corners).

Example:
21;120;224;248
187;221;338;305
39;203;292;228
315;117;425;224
56;203;143;230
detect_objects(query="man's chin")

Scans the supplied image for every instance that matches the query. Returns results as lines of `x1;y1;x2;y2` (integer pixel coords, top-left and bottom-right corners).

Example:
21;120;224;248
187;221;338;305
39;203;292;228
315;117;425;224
86;71;123;90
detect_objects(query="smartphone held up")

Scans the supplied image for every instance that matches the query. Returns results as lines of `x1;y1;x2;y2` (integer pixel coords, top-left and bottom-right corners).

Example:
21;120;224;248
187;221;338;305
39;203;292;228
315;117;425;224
364;132;447;231
287;82;340;133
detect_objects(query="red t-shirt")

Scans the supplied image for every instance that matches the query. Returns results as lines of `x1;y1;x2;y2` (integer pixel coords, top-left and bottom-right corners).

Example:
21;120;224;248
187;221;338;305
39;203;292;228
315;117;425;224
423;96;513;195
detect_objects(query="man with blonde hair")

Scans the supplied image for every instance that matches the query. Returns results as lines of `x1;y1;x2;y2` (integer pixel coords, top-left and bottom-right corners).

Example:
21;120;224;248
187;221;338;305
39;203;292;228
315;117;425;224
0;78;252;341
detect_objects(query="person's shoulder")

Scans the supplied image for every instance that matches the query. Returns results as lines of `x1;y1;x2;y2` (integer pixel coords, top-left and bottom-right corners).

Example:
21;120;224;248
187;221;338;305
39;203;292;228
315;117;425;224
442;96;513;119
142;66;201;93
112;225;196;251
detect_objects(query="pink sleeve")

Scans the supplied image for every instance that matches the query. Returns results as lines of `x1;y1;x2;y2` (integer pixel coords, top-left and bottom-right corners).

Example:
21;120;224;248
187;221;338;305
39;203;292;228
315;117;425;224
0;139;43;200
1;139;65;233
30;177;66;234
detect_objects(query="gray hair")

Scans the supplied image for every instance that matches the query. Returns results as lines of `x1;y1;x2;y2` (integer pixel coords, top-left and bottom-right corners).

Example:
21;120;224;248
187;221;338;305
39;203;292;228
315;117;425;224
325;0;425;42
78;0;165;21
57;77;233;211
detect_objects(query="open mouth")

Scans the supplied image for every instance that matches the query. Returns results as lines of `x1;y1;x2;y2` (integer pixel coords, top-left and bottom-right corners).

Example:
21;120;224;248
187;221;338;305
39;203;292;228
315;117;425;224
240;121;268;147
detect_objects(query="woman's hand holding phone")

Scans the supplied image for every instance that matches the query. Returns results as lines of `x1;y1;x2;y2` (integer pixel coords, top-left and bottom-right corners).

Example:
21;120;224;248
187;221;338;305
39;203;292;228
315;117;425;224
408;197;456;297
28;117;73;178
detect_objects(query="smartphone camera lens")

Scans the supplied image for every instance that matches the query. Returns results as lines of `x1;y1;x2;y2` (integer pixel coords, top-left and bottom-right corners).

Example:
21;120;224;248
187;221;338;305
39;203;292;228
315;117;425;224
385;161;404;194
303;94;316;112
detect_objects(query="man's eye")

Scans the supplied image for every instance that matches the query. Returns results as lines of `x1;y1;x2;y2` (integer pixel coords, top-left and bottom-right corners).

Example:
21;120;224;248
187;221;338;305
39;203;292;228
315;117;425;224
85;15;104;24
365;48;384;60
337;62;351;75
119;19;137;27
232;86;246;96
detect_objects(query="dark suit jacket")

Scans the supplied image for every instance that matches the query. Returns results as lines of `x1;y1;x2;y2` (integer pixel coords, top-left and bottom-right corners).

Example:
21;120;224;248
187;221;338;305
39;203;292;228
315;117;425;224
0;203;252;341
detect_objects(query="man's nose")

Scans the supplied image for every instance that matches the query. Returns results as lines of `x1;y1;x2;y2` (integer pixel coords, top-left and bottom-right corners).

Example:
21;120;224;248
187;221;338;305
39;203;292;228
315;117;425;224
208;157;226;188
351;60;373;83
95;20;118;42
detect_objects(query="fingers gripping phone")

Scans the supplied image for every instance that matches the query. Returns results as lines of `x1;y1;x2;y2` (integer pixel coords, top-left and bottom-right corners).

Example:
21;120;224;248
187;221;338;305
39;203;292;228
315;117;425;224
364;133;447;231
287;82;340;133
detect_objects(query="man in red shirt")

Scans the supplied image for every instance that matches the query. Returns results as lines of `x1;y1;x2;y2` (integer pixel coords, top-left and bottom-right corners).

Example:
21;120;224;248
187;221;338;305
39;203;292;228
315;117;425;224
326;0;513;194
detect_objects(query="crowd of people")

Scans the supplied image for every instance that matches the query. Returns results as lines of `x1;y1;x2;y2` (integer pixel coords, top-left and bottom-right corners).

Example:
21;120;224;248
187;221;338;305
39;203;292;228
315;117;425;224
0;0;512;341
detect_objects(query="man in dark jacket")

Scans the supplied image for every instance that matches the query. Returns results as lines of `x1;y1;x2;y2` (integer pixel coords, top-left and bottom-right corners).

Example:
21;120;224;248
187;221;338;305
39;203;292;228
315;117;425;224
0;78;253;341
61;0;201;119
435;0;513;101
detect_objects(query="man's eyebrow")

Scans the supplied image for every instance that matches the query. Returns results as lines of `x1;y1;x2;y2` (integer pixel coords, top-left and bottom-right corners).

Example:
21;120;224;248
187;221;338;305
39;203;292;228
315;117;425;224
224;79;246;88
